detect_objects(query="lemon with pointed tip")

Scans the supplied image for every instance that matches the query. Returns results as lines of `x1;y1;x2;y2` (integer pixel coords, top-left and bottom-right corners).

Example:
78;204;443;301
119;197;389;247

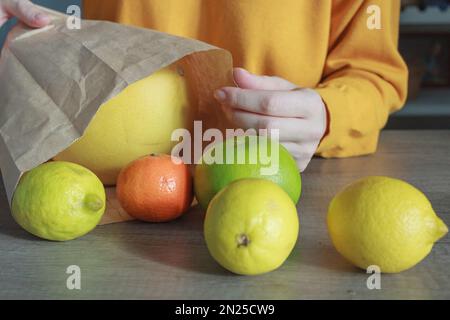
12;161;106;241
204;178;299;275
327;176;448;273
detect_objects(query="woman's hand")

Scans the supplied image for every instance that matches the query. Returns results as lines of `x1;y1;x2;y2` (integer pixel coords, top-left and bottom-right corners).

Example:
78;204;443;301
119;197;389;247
0;0;50;28
214;68;328;172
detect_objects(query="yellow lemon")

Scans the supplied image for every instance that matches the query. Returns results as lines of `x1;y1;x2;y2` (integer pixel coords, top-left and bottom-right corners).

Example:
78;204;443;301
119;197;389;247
55;63;195;185
204;178;299;275
327;176;448;273
12;161;106;241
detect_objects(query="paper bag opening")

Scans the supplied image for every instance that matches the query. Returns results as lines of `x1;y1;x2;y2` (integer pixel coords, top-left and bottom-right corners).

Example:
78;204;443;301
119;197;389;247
0;15;234;225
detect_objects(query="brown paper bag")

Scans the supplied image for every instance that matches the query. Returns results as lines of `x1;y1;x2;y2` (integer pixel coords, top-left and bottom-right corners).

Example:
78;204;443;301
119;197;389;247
0;8;234;225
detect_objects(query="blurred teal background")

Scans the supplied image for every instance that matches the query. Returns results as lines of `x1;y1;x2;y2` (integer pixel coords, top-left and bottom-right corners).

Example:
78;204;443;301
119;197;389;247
0;0;81;48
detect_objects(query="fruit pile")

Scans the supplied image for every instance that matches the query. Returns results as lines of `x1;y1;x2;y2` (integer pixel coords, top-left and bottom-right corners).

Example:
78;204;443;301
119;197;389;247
11;134;448;275
9;65;448;275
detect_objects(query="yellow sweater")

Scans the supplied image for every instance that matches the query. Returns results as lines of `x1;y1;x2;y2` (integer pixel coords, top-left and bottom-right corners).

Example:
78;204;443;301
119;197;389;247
84;0;408;158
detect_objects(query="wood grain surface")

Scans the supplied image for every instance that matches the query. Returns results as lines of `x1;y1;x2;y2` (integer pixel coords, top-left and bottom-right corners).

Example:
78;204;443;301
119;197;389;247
0;130;449;299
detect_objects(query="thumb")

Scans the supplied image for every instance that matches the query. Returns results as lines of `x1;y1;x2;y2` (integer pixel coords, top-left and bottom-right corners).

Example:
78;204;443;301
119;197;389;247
233;67;298;91
4;0;50;28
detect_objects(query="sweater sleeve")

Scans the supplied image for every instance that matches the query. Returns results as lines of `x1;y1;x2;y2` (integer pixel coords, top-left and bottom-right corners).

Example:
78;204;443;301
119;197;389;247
315;0;408;158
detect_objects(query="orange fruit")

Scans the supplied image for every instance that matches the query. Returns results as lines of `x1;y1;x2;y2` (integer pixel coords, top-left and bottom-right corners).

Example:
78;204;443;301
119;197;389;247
116;154;193;222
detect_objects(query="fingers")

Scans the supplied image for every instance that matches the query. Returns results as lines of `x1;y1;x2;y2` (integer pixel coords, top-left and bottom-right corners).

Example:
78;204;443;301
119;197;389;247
4;0;50;27
215;87;321;119
213;72;327;172
233;67;298;91
231;110;302;141
230;110;326;143
228;106;325;172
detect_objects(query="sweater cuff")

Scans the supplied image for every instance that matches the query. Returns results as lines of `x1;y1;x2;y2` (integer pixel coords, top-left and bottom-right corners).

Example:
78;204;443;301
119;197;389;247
314;84;379;158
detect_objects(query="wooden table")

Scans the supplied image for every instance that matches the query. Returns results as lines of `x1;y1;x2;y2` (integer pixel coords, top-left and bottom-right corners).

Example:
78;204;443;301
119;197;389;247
1;130;449;299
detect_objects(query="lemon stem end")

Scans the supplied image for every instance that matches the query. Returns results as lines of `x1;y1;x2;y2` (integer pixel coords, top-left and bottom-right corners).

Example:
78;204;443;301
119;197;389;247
237;233;250;248
85;194;104;212
433;217;448;242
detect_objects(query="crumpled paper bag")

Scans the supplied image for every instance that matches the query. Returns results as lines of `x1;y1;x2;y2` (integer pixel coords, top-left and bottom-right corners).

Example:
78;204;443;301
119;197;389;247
0;7;234;225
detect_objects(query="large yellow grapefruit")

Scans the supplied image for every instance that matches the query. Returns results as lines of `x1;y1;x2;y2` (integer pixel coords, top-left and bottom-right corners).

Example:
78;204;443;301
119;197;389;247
54;62;195;185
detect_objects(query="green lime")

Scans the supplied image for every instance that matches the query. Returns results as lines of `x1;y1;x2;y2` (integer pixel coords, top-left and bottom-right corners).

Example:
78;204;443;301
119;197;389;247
12;161;106;241
194;135;301;209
